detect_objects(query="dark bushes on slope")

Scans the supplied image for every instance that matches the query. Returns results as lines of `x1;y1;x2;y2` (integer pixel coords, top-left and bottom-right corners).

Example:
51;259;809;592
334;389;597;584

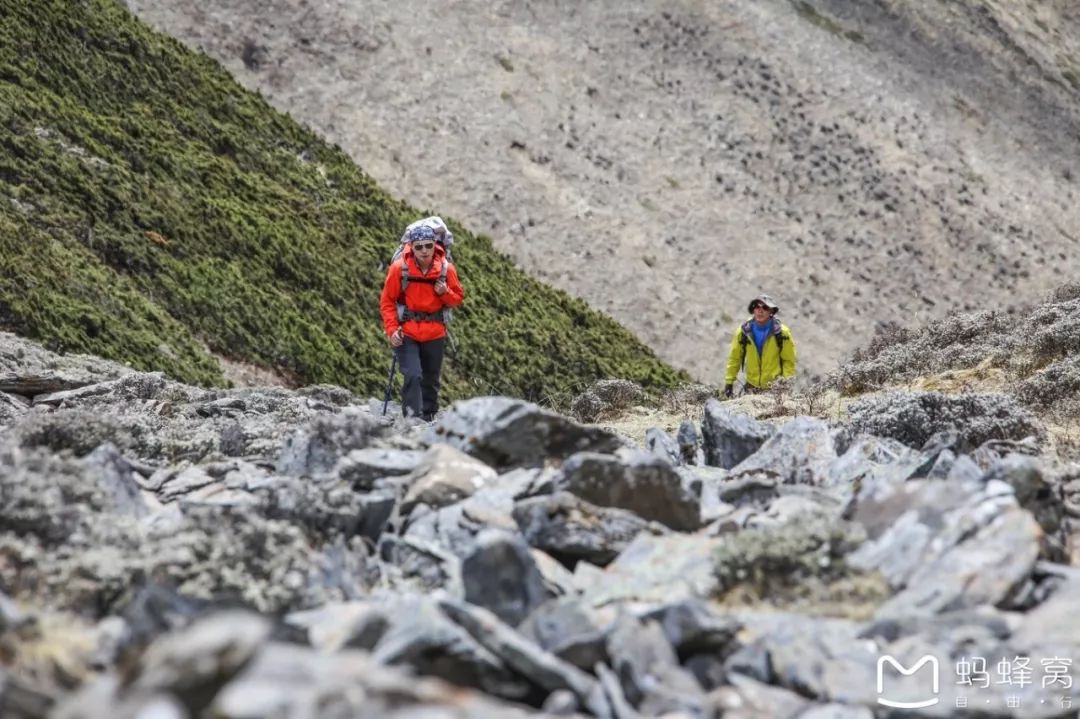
0;0;686;401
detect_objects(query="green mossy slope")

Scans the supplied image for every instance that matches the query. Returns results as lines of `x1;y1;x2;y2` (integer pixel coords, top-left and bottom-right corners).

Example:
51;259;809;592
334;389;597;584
0;0;686;398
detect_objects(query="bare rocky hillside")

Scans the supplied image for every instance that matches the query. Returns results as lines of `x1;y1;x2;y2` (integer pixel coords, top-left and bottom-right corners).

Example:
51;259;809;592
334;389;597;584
128;0;1080;383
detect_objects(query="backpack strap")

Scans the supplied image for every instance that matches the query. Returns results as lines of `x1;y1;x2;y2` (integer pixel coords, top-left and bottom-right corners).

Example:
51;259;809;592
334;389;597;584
396;256;453;325
738;320;752;372
399;257;409;295
772;318;785;375
396;258;410;323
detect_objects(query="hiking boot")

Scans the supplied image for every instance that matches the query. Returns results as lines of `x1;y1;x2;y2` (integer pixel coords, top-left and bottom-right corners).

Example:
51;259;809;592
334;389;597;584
421;411;436;422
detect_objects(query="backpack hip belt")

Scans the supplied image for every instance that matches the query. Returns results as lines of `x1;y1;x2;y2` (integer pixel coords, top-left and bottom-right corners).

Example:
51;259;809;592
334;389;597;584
398;308;446;324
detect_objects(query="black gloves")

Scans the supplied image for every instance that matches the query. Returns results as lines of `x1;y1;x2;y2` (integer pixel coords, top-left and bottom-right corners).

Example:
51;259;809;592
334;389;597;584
724;384;734;399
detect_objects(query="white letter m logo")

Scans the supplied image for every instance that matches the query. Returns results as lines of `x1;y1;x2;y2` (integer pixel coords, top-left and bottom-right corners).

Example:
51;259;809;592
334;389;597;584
876;654;940;708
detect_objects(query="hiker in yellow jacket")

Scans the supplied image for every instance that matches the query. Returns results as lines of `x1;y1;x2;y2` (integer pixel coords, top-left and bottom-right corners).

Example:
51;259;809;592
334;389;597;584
724;294;797;397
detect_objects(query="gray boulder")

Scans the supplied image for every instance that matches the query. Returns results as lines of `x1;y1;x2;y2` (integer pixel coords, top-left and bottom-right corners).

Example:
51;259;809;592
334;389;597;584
605;613;706;715
0;667;56;719
211;643;535;718
984;454;1064;545
154;464;216;502
711;673;815;719
716;474;779;507
377;534;462;593
82;443;149;518
0;391;28;428
726;613;879;706
518;598;610;671
401;443;498;513
639;599;742;657
849;477;1042;618
284;601;390;652
0;442;150;545
0;332;133;396
644;426;681;465
370;593;530;700
335;447;425;490
129;611;271;716
260;478;394;541
402;469;539;558
275;411;382;477
1012;570;1080;653
528;549;579;598
462;530;549;627
730;416;837;486
827;434;920;488
556;450;701;531
437;595;610;715
585;534;725;606
677;420;704;465
701;399;774;469
430;397;623;469
713;672;876;719
513;491;663;567
677;465;734;524
640;599;741;690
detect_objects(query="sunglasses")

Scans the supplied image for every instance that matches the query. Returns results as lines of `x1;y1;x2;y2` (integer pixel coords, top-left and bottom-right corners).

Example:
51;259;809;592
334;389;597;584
412;242;435;251
751;304;769;311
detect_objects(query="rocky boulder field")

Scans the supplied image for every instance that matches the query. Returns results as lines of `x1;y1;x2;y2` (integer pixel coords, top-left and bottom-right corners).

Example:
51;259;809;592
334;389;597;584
2;329;1079;718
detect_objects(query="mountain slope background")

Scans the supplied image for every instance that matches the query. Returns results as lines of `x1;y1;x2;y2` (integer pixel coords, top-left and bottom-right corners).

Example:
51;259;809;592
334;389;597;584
0;0;686;400
128;0;1080;382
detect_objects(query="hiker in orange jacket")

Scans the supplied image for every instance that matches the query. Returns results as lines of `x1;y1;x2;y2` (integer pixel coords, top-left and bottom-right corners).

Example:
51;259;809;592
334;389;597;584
379;224;464;420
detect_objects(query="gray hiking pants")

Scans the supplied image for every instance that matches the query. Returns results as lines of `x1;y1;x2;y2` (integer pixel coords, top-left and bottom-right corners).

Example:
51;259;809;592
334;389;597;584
397;336;445;419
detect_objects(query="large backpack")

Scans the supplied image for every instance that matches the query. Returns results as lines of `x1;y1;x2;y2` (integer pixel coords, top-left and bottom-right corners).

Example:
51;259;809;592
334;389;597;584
393;217;455;327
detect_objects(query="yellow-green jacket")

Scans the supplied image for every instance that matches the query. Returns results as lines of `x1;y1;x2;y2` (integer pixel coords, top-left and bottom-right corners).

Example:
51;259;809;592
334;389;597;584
724;318;797;388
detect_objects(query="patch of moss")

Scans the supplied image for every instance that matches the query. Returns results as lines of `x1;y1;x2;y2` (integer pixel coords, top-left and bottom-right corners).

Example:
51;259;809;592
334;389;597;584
0;0;688;398
711;515;886;615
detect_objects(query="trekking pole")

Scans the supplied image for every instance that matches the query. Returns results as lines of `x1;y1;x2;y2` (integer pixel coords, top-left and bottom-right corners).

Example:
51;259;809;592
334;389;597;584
381;351;398;416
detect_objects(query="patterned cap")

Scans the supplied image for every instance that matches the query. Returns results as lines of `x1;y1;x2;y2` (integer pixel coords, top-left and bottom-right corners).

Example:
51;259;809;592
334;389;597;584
407;225;436;243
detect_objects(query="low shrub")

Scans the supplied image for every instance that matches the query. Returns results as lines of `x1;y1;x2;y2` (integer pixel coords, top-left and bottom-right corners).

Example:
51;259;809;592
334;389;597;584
844;390;1044;451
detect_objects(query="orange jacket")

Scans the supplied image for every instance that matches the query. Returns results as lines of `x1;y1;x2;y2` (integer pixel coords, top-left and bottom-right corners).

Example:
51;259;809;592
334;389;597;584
379;245;464;343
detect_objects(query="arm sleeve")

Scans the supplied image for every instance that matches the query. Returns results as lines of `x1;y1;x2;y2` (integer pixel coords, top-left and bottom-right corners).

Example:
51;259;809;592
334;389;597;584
724;329;744;385
379;261;402;336
442;263;464;308
781;329;797;378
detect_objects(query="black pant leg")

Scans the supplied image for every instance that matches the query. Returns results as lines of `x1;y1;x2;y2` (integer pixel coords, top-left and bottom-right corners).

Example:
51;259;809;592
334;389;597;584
418;337;446;417
398;339;423;417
